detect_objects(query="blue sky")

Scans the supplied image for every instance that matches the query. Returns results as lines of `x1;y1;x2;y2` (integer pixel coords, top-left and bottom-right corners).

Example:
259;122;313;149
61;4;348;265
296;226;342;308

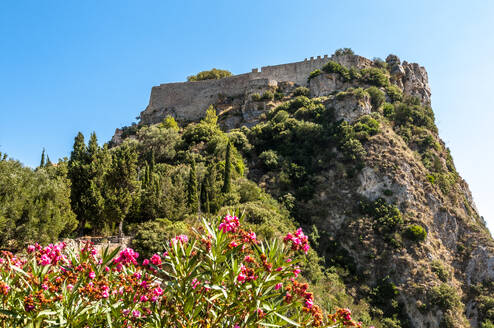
0;1;493;231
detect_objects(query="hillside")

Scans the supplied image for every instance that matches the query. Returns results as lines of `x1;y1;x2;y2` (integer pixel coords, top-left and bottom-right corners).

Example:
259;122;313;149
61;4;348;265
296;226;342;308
1;49;493;328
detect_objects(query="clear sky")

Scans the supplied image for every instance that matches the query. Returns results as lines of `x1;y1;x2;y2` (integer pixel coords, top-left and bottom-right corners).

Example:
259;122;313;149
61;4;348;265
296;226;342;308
0;1;493;232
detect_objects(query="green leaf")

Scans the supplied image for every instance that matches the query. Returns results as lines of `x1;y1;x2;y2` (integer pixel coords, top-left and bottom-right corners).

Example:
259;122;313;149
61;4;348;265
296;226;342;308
274;312;300;326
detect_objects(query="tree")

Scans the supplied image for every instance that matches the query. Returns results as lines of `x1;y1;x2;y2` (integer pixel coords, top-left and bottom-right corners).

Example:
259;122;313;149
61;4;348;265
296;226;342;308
104;142;140;237
186;159;199;212
204;105;218;126
85;133;110;233
222;142;232;193
68;132;89;234
40;148;46;168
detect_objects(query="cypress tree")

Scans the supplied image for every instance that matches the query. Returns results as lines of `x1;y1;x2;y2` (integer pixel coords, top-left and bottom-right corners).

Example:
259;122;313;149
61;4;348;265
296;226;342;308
187;160;199;212
68;132;89;234
222;142;232;193
86;132;108;233
200;178;210;213
40;148;46;168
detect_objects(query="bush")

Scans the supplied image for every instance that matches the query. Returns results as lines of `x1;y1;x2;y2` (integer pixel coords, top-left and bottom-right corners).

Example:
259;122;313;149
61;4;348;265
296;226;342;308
293;87;310;97
385;85;403;102
274;91;284;100
360;68;389;87
259;150;280;169
131;219;188;258
251;93;261;101
382;103;395;118
431;260;450;282
366;86;386;108
429;283;461;311
360;198;403;233
334;48;354;56
187;68;232;81
341;139;366;161
308;69;322;81
354;115;380;140
322;61;350;80
403;224;427;242
1;216;366;327
261;90;274;101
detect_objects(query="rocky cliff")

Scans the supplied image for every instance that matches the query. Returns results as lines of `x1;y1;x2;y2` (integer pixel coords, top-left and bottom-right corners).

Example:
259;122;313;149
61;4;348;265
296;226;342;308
115;51;494;328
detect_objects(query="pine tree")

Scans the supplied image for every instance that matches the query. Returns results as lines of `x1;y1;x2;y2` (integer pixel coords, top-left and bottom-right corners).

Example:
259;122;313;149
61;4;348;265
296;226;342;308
222;142;232;193
204;105;218;125
46;155;52;166
187;159;199;212
40;148;46;168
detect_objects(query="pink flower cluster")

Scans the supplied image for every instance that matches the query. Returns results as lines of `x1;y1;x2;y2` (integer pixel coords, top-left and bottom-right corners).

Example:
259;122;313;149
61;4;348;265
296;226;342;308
113;248;139;269
283;228;310;254
236;264;257;284
31;242;67;266
170;234;189;246
218;215;239;233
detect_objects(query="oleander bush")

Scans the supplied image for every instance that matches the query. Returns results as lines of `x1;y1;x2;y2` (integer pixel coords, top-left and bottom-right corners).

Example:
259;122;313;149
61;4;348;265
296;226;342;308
0;214;367;328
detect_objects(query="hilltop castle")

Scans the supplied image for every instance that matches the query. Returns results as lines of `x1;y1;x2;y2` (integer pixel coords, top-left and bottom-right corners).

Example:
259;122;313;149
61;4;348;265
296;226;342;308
117;52;431;142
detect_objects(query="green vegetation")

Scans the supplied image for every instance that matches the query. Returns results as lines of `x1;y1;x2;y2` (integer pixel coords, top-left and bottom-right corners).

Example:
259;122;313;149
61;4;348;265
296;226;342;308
403;224;427;242
187;68;232;81
429;283;461;311
293;86;310;97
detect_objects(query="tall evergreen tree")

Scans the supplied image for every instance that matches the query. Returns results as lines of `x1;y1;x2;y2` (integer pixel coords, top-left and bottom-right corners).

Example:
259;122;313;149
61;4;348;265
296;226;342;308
104;142;140;237
86;132;109;233
68;132;89;234
46;155;52;166
200;179;210;213
222;142;232;193
187;159;199;212
40;148;46;168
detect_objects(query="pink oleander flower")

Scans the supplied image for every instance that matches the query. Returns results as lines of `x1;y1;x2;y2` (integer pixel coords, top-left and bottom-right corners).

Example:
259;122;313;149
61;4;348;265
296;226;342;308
191;278;200;289
140;295;148;302
40;254;51;266
305;298;313;308
132;310;141;318
150;254;162;266
170;234;189;246
293;267;301;278
27;245;36;253
113;248;139;266
88;271;95;279
228;241;239;248
67;284;74;291
153;287;163;296
285;258;292;263
275;283;283;290
276;267;282;271
218;215;239;233
143;259;149;266
41;284;48;290
244;255;254;263
102;290;109;298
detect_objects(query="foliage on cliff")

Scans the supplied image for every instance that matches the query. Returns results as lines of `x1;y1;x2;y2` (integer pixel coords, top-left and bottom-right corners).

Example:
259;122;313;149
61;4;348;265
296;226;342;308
187;68;232;81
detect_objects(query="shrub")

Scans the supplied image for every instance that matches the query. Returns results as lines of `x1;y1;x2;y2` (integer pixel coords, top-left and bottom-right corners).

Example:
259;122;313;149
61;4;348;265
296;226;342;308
354;115;380;140
341;139;366;161
403;224;427;242
0;215;366;327
333;48;354;56
274;91;284;100
187;68;232;81
322;61;350;80
293;86;310;97
382;103;395;118
360;68;389;87
385;85;403;102
373;57;387;69
308;69;322;81
360;198;403;233
259;150;280;169
261;90;274;101
431;260;450;282
429;283;461;311
366;86;386;108
251;93;261;101
131;219;188;258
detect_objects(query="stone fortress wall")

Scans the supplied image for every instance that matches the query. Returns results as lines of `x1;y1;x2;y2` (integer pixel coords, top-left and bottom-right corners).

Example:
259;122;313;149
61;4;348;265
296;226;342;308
139;54;374;125
137;53;430;126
